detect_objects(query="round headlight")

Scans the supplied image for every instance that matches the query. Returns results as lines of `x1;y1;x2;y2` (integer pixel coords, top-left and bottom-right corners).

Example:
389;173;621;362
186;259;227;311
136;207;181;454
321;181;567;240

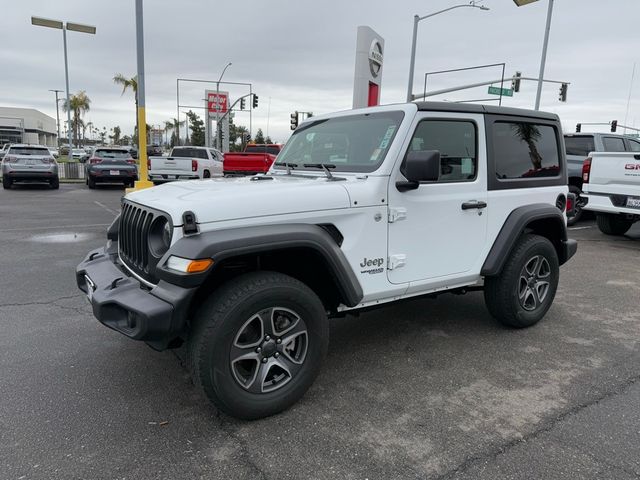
149;217;172;257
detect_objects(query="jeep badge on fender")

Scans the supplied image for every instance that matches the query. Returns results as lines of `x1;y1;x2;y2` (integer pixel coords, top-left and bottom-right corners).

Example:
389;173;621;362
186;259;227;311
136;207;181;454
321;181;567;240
77;101;577;420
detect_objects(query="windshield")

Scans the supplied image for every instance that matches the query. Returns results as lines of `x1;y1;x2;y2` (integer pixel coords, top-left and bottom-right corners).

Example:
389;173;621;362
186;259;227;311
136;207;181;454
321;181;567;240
275;111;405;173
94;149;130;159
564;135;595;157
172;148;208;159
9;147;50;156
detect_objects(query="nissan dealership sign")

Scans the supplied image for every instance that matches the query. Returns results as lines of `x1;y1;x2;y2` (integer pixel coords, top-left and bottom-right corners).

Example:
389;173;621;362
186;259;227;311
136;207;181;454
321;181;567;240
368;40;383;78
353;26;385;109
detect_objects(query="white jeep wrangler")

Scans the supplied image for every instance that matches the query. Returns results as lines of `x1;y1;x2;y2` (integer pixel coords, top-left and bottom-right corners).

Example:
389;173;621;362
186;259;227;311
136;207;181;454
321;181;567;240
77;102;577;419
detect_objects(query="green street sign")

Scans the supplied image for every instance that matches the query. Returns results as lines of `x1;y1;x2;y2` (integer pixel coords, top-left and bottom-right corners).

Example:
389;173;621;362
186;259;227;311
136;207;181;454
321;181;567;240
488;86;513;97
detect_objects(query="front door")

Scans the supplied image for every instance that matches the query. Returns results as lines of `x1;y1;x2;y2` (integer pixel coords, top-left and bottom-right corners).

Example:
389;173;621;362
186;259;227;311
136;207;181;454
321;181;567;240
387;112;488;285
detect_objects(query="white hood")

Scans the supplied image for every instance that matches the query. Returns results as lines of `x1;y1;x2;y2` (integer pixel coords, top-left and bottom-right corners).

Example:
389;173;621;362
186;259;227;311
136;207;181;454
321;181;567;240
125;174;353;225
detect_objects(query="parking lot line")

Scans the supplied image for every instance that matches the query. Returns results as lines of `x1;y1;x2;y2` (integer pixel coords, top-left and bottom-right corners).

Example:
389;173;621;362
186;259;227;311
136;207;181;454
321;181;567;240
0;223;110;233
93;200;119;216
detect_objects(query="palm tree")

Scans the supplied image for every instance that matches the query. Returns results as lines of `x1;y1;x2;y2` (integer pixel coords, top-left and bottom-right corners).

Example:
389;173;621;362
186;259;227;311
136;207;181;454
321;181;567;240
513;123;543;170
113;73;138;144
62;91;91;147
171;117;185;146
164;120;174;147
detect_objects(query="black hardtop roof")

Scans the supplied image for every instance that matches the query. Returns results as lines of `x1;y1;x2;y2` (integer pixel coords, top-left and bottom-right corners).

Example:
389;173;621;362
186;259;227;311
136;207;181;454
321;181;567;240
415;101;559;121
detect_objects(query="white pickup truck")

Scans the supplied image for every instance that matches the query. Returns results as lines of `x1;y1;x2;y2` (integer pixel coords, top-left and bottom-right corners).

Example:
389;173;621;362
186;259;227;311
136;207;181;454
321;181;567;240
582;151;640;235
149;146;224;184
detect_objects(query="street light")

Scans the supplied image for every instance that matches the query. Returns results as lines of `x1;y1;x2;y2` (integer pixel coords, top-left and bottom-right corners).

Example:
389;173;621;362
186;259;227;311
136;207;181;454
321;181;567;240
216;62;232;149
49;89;63;145
406;2;489;102
31;16;96;152
513;0;554;110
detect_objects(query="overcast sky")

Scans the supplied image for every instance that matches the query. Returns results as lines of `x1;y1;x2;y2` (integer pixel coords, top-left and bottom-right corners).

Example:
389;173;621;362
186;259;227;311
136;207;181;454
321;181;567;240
2;0;639;143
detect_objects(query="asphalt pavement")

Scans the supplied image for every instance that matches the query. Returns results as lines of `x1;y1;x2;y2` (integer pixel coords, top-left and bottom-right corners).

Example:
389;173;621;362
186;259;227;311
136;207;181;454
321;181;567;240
1;183;639;480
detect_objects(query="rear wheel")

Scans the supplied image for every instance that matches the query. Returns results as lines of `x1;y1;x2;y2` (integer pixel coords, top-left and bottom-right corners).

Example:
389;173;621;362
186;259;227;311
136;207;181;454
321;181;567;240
567;185;583;226
50;177;59;189
484;234;559;328
596;213;633;236
187;271;329;420
2;177;12;189
87;176;96;189
203;170;211;179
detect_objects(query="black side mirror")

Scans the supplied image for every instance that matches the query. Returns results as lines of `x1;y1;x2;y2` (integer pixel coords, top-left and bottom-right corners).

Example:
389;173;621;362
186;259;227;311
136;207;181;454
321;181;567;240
396;150;440;192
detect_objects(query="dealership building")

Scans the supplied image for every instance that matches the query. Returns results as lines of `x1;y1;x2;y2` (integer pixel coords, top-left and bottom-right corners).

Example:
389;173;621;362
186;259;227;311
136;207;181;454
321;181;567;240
0;107;57;146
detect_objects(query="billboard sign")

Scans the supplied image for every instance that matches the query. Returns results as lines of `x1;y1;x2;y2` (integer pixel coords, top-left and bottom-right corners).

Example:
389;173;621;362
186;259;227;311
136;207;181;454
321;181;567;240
207;91;229;114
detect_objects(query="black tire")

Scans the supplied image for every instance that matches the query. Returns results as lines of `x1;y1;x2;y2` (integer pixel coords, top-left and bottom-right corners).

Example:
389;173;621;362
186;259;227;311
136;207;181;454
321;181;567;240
596;213;633;236
203;170;211;179
87;176;96;189
50;177;59;189
484;234;559;328
567;185;583;226
187;271;329;420
2;177;11;189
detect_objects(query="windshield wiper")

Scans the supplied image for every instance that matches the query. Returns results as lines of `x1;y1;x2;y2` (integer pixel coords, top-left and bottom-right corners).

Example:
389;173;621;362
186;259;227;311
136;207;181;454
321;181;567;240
303;163;342;181
274;162;297;174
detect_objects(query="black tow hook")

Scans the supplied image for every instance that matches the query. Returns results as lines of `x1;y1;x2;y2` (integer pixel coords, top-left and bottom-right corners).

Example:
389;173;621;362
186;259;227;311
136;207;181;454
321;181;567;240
110;277;124;289
89;252;103;261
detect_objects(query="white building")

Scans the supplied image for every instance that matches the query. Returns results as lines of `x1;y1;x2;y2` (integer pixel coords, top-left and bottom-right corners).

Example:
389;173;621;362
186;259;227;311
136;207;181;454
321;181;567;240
0;107;57;147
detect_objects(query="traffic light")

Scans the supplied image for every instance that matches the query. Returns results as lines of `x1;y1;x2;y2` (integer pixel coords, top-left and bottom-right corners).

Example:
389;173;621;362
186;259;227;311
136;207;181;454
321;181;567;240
611;120;618;132
252;94;259;109
290;112;299;130
240;97;246;110
511;71;522;93
559;83;568;102
307;112;313;118
576;123;581;133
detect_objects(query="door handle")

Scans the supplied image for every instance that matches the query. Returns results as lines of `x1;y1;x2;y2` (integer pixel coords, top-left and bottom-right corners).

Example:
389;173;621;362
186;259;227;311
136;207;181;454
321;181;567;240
461;201;487;210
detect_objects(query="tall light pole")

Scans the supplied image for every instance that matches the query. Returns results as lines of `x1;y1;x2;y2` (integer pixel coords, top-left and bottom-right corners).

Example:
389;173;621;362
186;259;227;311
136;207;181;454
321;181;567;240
132;0;153;190
32;17;95;152
49;89;63;146
406;2;489;102
216;62;232;148
513;0;554;110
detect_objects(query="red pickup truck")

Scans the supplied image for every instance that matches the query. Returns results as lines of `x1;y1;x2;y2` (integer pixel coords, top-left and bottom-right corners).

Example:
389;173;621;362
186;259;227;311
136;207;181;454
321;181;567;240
223;144;283;175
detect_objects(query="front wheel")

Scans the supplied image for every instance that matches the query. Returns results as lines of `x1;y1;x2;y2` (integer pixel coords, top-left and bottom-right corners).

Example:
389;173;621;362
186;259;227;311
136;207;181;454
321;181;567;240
187;271;329;420
596;213;633;236
484;234;559;328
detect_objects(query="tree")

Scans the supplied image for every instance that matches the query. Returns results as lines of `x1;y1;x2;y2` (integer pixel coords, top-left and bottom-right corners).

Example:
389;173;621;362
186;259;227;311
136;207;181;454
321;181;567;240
170;117;185;146
229;123;249;151
62;91;91;147
185;110;205;146
99;127;107;144
265;136;273;145
254;128;265;144
513;123;543;170
110;126;122;145
133;123;152;146
113;73;138;145
164;121;174;147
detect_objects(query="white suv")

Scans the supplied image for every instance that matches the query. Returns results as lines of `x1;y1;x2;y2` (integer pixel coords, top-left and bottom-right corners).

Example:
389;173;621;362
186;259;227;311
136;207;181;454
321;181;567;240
77;102;577;419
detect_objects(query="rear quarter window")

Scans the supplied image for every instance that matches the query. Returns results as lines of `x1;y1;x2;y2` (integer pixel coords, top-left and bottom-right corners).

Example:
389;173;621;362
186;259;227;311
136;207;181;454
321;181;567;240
493;122;560;179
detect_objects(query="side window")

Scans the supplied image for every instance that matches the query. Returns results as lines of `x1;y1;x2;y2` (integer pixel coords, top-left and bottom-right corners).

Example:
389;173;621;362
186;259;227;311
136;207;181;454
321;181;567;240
493;122;560;179
602;137;626;152
627;139;640;152
407;120;477;182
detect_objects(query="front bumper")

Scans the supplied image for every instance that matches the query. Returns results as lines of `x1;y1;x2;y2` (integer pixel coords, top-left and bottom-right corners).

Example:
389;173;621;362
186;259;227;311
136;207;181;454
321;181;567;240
76;246;196;350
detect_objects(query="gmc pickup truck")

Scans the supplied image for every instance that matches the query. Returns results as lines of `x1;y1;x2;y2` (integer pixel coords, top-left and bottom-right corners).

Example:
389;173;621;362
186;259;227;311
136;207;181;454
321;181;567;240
149;146;224;184
582;151;640;235
77;102;576;420
223;144;283;176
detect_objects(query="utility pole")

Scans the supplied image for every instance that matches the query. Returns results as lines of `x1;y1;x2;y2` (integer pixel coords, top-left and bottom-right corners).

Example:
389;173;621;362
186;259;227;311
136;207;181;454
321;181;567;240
49;89;63;145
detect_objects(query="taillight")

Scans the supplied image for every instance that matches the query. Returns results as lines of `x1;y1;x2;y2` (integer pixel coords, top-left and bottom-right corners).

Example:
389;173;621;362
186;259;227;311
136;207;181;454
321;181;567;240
147;158;151;170
192;159;198;172
90;157;102;164
582;157;592;183
127;159;136;165
4;155;17;163
40;157;54;164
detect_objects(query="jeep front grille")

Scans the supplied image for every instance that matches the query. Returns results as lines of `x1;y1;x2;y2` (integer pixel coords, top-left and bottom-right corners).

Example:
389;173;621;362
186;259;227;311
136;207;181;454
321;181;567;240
119;201;155;277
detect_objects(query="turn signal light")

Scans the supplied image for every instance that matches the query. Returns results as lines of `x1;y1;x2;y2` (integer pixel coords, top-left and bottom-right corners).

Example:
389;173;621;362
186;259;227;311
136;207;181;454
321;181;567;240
166;256;213;273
